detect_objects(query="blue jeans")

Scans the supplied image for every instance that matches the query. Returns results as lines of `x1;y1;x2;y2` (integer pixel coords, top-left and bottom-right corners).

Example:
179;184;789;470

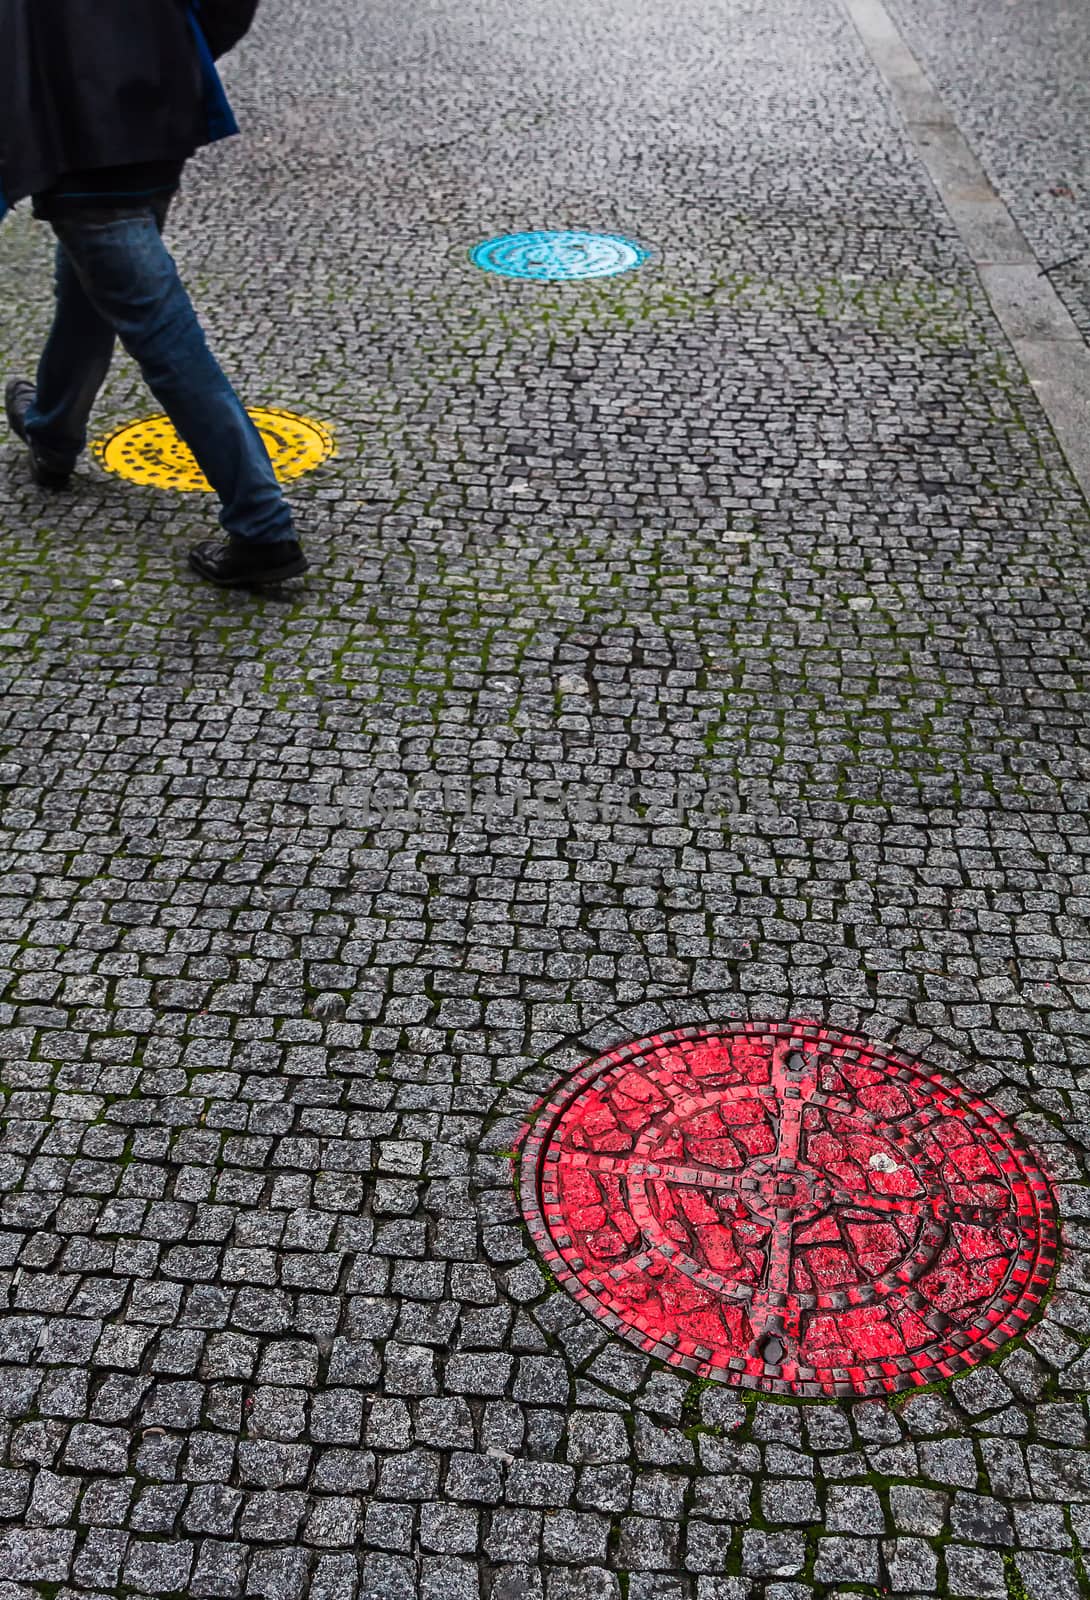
25;201;294;543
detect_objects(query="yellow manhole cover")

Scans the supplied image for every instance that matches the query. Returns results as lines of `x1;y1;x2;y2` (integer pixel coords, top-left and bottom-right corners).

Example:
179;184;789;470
92;408;334;491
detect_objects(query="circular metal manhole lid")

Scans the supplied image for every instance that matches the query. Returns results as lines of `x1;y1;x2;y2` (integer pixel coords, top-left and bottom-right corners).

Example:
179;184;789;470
92;408;334;492
470;230;649;281
518;1020;1058;1398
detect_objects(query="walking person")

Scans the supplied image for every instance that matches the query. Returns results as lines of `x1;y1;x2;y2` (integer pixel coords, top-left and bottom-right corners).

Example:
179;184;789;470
0;0;307;587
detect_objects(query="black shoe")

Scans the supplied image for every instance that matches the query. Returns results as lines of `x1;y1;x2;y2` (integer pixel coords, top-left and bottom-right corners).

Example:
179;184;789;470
188;536;309;588
4;379;75;489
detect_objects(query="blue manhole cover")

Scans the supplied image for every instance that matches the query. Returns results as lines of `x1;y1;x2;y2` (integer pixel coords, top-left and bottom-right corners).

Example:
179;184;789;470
470;230;649;282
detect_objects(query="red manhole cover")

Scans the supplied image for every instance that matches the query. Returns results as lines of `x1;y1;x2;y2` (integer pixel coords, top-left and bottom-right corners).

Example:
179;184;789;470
518;1021;1058;1397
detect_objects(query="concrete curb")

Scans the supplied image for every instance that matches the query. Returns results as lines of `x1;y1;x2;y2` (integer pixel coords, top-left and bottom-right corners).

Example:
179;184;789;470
844;0;1090;510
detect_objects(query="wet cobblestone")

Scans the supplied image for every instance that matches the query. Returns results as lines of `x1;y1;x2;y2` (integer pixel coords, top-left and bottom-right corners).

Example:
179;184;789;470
885;0;1090;341
1;0;1089;1596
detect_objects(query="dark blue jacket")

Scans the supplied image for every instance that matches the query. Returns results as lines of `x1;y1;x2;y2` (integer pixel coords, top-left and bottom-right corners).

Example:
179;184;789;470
0;1;259;220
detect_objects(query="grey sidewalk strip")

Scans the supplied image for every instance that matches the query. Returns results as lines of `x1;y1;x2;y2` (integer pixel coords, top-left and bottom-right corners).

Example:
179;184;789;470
844;0;1090;508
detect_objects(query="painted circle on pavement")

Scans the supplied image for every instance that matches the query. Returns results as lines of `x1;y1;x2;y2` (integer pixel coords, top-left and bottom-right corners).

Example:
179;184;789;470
470;230;649;281
518;1020;1058;1398
92;408;334;492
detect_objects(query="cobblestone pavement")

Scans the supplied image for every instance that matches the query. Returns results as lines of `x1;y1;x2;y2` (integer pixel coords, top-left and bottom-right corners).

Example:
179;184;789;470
1;1;1089;1597
885;0;1090;342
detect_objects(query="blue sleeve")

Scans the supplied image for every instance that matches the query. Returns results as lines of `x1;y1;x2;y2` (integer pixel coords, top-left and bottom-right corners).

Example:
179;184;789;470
186;5;241;143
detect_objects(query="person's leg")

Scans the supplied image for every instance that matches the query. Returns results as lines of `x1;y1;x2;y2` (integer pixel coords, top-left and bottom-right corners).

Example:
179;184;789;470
22;240;117;466
51;205;297;549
